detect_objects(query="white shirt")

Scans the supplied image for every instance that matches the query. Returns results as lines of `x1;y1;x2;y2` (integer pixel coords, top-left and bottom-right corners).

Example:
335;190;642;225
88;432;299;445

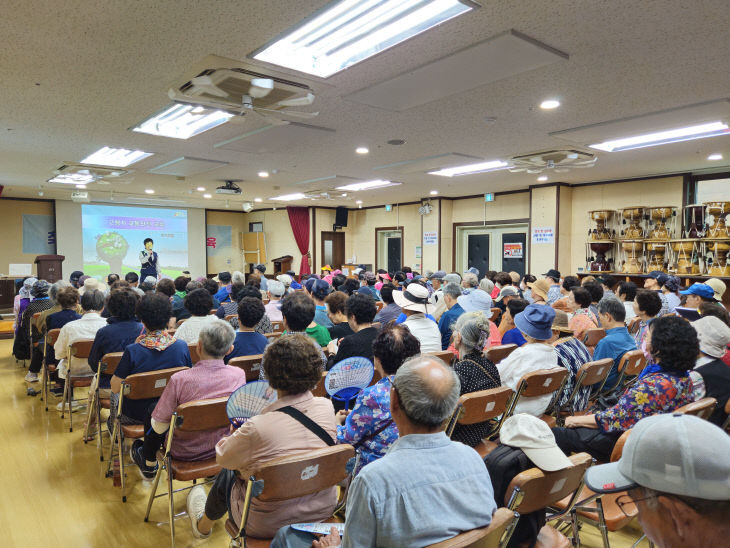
403;313;442;353
264;300;283;322
497;343;560;416
174;315;217;344
54;313;108;379
623;301;636;323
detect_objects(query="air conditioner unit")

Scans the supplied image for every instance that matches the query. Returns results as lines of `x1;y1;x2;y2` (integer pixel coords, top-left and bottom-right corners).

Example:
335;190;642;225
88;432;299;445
71;191;90;203
48;163;129;185
169;68;312;113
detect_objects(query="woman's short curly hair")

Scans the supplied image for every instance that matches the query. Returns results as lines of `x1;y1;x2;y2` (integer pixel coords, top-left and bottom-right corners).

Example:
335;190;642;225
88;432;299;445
325;291;347;316
184;288;213;317
56;286;79;309
137;292;172;331
372;324;421;375
263;334;323;393
156;278;175;297
649;315;699;373
107;288;139;320
635;289;662;317
345;293;377;324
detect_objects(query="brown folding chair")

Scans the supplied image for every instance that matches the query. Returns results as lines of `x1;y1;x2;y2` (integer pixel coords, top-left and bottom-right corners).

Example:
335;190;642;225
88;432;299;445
675;397;717;420
556;358;613;420
271;320;284;333
89;352;123;460
505;368;569;429
486;344;518;364
42;328;62;410
144;397;230;546
503;453;594;548
375;301;385;312
312;370;328;397
61;339;96;432
175;318;187;327
627;316;641;334
722;399;730;433
225;445;355;546
583;328;606;347
426;507;518;548
490;307;502;323
224;313;237;323
603;349;646;393
428;350;456;366
106;367;187;502
188;343;200;364
264;331;283;340
208;308;218;315
228;354;264;382
445;386;515;441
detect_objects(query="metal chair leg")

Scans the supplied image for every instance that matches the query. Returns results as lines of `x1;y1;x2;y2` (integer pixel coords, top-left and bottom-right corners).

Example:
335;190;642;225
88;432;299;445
144;457;164;522
68;382;74;432
61;378;68;419
167;456;176;547
570;509;581;548
105;419;118;477
119;431;127;502
596;498;610;548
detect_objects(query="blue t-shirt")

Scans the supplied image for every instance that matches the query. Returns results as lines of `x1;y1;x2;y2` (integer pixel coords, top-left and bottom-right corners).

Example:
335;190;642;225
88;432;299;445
438;303;465;350
88;318;144;388
501;327;527;347
115;339;192;421
214;285;231;303
593;326;637;390
314;305;333;328
225;331;269;363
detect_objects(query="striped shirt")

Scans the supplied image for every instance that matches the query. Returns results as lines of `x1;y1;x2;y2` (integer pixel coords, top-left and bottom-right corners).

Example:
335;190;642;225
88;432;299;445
553;336;592;412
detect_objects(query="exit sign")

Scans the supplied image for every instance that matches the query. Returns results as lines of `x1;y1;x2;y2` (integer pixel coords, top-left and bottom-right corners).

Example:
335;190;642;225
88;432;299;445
485;193;494;202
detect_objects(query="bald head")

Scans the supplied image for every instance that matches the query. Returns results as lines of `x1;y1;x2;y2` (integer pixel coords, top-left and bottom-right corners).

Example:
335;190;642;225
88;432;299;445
392;355;461;428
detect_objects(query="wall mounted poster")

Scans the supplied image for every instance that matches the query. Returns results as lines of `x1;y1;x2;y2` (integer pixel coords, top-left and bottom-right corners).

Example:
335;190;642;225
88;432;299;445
503;242;523;258
532;227;555;244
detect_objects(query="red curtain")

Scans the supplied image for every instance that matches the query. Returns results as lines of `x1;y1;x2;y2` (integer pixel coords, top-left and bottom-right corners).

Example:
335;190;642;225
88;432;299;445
286;206;311;277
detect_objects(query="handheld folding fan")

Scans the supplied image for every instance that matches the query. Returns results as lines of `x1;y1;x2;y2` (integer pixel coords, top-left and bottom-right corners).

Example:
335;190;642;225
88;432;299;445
226;380;278;428
325;357;374;410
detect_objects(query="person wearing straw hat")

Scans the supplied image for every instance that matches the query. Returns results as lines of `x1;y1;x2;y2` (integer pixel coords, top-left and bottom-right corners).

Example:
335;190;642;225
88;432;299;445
549;310;592;412
392;282;441;352
583;414;730;548
526;278;551;304
705;278;726;307
496;304;561;416
688;315;730;425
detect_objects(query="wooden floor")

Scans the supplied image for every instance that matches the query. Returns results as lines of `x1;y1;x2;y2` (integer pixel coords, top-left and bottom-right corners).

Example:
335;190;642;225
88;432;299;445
0;339;645;547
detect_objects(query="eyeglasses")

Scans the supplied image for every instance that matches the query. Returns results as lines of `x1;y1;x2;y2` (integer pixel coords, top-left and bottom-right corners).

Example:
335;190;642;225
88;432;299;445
615;493;656;517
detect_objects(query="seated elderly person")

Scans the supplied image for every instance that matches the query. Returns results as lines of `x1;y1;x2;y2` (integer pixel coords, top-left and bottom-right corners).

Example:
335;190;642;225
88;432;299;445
186;334;334;540
271;355;497;548
110;293;192;426
336;324;420;473
16;280;52;364
264;279;285;322
281;292;331;350
593;297;637;391
456;283;502;347
393;282;441;352
500;298;529;346
584;414;730;548
633;289;663;374
324;291;353;340
549;310;593;413
174;288;216;344
326;293;378;367
689;316;730;426
497;304;561;416
567;287;598;342
680;283;716;310
450;312;501;447
53;289;108;412
617;281;638;323
373;283;401;325
221;284;272;334
437;283;465;350
131;319;247;478
553;315;695;462
215;282;245;319
225;297;269;363
551;275;581;313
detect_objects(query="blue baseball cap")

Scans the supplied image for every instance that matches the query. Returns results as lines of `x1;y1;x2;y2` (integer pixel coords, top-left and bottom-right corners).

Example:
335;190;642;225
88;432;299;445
464;266;480;276
679;283;715;300
311;279;332;300
514;304;556;340
647;271;670;285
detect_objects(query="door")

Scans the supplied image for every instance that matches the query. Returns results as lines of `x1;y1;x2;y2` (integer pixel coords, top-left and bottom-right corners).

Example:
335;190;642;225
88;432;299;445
387;237;402;273
467;234;490;278
320;231;345;270
502;232;526;277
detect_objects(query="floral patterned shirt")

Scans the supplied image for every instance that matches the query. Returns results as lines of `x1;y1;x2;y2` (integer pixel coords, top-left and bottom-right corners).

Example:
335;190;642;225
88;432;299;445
336;376;398;474
595;371;693;433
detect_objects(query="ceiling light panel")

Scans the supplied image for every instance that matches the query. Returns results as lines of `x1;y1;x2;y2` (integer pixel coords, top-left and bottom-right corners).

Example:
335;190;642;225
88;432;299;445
588;121;729;152
147;157;228;176
347;29;567;111
429;160;509;177
132;103;232;139
251;0;477;78
270;192;307;201
81;146;153;167
334;179;400;191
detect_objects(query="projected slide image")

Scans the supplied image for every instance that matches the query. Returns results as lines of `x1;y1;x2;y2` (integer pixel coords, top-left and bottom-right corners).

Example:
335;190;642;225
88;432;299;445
82;204;188;278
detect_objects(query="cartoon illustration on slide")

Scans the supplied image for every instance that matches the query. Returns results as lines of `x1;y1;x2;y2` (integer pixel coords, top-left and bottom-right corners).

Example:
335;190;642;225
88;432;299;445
95;231;129;275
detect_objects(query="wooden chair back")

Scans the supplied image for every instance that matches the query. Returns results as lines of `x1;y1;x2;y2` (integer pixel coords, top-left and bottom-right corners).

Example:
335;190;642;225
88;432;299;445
254;445;355;502
46;328;61;346
188;343;200;363
583;328;606;347
99;352;124;376
428;350;455;366
375;301;385;312
627;317;641;334
618;349;646;377
490;307;502;321
457;386;514;425
486;344;517;364
426;507;517;548
228;354;264;382
271;321;284;333
518;368;569;397
609;429;632;462
70;339;95;359
265;331;283;340
208;309;218;315
506;453;593;514
311;371;328;397
121;367;187;400
675;397;717;420
174;397;229;432
577;358;613;387
224;314;237;323
176;318;187;327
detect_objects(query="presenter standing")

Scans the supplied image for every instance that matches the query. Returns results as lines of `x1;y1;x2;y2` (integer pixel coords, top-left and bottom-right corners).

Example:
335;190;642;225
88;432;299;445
139;238;160;280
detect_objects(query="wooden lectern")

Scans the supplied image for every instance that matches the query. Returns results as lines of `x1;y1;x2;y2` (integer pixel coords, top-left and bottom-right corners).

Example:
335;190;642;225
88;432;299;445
272;255;293;274
35;254;65;283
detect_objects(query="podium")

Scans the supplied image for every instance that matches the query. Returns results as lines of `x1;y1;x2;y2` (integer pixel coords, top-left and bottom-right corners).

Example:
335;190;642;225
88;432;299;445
35;254;65;283
272;255;293;274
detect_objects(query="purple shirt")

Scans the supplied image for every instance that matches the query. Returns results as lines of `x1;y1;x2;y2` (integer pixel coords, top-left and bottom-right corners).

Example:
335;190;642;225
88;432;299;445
152;359;246;460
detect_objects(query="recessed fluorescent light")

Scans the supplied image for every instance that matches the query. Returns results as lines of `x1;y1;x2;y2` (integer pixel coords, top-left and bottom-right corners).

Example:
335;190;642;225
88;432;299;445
203;193;212;199
428;160;509;177
81;146;153;167
196;186;206;191
430;190;439;195
537;175;548;182
540;99;560;110
270;192;306;201
335;179;399;191
707;153;723;161
254;197;263;203
356;147;369;154
258;171;270;178
75;184;87;189
251;0;476;78
132;104;233;139
145;189;155;194
589;121;729;152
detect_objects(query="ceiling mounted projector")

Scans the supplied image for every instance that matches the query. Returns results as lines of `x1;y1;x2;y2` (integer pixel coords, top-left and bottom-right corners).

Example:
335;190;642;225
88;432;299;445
242;201;254;212
216;180;242;195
